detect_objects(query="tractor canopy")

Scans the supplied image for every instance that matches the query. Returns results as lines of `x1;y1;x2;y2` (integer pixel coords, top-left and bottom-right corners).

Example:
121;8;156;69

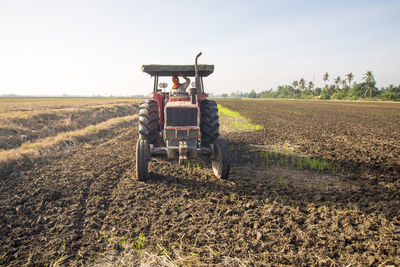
142;64;214;77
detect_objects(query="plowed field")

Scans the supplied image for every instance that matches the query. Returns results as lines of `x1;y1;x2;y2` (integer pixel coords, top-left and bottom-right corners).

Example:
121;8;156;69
0;98;399;266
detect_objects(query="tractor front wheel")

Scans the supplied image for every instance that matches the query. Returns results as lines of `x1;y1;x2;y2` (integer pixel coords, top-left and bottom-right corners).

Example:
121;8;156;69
136;139;149;181
211;138;230;179
139;100;160;144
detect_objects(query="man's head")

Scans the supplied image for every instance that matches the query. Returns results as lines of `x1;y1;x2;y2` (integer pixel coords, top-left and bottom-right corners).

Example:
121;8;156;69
172;76;179;84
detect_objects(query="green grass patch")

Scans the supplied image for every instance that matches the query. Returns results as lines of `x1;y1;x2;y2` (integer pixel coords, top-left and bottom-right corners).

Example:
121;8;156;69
217;104;263;130
135;233;147;250
217;104;246;118
260;150;343;174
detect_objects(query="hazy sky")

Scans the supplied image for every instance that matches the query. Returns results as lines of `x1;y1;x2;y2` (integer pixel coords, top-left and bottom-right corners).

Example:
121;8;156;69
1;0;399;96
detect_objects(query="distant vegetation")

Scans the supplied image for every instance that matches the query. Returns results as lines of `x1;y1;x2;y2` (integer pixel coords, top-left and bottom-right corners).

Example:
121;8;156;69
222;71;400;101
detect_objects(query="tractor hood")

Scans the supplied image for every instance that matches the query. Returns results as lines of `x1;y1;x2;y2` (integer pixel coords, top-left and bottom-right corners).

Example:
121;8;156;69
142;64;214;77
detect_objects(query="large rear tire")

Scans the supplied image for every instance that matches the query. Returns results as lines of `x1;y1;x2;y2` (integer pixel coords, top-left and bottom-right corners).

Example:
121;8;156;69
139;100;160;144
200;99;220;147
211;138;230;179
136;139;149;181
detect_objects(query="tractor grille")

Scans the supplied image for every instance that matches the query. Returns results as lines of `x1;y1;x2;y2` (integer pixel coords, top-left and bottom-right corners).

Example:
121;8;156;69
166;108;197;126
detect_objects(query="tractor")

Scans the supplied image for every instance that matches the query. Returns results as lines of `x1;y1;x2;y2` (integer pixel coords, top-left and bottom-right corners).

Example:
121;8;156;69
136;52;230;180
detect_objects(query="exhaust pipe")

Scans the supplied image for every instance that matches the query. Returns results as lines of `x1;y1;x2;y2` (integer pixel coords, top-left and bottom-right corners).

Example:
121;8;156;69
195;52;202;78
194;52;202;101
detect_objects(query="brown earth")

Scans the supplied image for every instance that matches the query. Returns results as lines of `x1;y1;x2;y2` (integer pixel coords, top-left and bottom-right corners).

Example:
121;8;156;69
0;99;399;266
218;99;400;187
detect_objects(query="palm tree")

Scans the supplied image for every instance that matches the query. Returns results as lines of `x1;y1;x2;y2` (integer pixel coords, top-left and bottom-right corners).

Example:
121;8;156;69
363;71;375;97
308;81;314;90
299;78;306;91
323;72;329;88
364;71;375;84
334;76;341;92
341;80;346;89
292;80;298;90
292;80;299;96
346;72;354;88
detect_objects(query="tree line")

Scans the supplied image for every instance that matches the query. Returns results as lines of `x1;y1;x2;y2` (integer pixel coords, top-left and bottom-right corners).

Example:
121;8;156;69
222;71;400;101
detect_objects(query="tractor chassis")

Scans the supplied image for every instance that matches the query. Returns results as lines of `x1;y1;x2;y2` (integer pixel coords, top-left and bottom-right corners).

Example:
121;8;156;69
150;143;214;165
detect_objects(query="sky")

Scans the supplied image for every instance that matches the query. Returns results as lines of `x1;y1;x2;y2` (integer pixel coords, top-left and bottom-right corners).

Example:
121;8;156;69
0;0;399;96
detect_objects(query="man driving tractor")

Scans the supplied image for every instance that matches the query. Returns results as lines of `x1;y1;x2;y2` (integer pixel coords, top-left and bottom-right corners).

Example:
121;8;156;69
171;73;190;94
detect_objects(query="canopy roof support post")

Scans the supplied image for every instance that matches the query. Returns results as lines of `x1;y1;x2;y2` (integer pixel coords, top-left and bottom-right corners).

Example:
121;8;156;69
153;76;159;93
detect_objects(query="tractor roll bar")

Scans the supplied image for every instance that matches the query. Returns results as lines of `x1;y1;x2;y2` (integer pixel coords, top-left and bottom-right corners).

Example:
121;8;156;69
153;76;159;93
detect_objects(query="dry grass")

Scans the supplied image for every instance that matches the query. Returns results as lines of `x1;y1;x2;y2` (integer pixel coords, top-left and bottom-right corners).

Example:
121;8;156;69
93;246;247;267
0;97;142;120
0;114;138;164
91;232;247;266
0;98;142;150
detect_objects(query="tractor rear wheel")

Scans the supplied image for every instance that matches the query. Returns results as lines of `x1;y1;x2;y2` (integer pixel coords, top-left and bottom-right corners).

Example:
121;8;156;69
136;139;149;181
200;99;220;147
211;138;230;179
139;100;160;144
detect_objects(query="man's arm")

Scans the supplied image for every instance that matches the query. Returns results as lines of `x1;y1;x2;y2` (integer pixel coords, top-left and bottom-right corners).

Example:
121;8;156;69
180;73;191;89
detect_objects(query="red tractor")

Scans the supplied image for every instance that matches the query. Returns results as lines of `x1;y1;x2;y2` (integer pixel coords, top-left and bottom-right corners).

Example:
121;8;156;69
136;52;230;180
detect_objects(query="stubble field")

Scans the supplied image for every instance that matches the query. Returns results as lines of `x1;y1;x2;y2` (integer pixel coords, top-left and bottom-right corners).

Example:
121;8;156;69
0;98;399;266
